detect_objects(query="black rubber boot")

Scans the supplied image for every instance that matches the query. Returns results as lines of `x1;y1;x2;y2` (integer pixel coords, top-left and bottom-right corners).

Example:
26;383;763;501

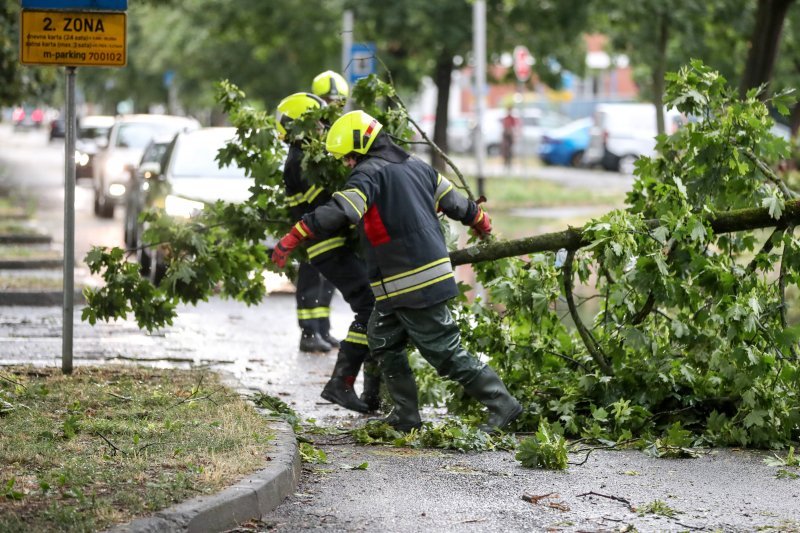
321;351;369;413
371;370;421;431
320;332;341;349
299;330;333;353
360;361;382;412
462;366;523;433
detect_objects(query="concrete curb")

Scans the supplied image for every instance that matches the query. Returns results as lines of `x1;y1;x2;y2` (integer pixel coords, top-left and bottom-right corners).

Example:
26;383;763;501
0;234;52;245
0;259;63;269
0;290;86;306
107;418;300;533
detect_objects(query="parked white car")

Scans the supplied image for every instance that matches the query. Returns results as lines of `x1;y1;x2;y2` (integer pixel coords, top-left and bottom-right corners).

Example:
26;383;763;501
583;103;683;174
92;114;200;218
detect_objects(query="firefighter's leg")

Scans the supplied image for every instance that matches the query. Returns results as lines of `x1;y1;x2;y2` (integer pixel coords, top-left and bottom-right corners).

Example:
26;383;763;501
320;338;369;413
367;309;421;431
313;249;381;408
397;302;522;432
316;273;339;348
295;262;332;353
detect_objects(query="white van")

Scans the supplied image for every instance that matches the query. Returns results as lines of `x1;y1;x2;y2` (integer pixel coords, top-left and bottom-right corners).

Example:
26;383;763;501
583;103;682;174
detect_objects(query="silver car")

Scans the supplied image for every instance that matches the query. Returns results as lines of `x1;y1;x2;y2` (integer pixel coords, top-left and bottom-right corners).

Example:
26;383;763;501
92;114;199;218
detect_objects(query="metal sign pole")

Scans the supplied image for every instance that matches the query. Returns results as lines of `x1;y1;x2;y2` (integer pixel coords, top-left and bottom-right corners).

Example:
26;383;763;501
473;0;487;198
62;66;76;374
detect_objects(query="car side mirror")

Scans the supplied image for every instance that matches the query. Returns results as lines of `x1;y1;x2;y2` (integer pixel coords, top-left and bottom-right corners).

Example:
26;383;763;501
139;161;161;180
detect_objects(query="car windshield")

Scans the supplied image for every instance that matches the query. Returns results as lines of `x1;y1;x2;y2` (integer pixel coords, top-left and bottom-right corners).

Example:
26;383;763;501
78;126;111;140
116;122;187;149
170;132;246;179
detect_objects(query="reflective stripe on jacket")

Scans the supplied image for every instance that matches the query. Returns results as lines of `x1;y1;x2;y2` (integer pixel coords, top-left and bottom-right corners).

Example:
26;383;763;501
283;143;348;262
304;133;479;311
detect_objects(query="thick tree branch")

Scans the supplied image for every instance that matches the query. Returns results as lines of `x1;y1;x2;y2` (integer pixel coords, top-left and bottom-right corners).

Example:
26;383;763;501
450;199;800;266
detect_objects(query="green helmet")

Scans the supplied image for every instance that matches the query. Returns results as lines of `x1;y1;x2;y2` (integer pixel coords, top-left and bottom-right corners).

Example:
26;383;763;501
275;92;326;138
312;71;349;101
325;110;383;159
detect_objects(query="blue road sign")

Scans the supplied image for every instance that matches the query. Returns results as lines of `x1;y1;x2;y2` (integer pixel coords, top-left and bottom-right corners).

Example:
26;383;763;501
348;42;376;85
21;0;127;10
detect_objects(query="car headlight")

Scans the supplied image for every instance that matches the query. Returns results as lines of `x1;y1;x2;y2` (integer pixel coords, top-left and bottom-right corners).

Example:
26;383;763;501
164;195;205;218
108;183;127;197
75;150;90;166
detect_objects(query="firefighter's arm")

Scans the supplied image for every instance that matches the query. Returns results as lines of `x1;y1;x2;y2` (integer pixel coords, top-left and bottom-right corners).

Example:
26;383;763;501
302;172;373;238
434;173;492;239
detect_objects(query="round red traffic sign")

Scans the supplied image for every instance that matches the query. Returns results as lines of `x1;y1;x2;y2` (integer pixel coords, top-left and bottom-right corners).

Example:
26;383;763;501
513;45;532;82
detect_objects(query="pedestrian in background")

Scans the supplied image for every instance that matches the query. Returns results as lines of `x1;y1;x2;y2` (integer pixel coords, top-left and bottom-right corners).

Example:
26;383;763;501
272;110;523;432
500;105;519;169
275;87;381;413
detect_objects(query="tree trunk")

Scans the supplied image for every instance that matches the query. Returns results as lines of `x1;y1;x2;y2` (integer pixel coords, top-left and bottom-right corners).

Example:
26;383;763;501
450;199;800;266
739;0;795;98
790;101;800;138
653;15;669;136
431;53;453;172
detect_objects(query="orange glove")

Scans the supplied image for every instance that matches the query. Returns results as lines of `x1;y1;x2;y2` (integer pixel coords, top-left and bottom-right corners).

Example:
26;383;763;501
470;207;492;239
271;221;313;268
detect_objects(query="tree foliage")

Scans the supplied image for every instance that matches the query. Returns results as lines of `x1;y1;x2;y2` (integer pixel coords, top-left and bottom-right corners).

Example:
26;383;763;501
445;61;800;448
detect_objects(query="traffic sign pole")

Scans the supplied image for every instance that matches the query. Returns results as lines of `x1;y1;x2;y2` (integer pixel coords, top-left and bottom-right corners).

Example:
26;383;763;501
62;66;76;375
19;1;128;374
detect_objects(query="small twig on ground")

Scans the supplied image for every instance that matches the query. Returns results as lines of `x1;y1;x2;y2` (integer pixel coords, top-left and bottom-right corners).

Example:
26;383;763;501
522;492;557;504
107;391;132;401
0;373;26;389
577;491;635;512
456;518;487;524
95;431;128;456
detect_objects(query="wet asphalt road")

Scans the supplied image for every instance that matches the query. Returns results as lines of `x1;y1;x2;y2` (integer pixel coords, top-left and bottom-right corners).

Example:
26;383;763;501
2;125;799;532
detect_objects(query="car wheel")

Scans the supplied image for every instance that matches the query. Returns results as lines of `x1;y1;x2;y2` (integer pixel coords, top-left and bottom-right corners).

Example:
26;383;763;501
486;143;501;156
94;188;115;219
148;248;167;286
618;154;638;175
136;225;151;276
570;150;585;168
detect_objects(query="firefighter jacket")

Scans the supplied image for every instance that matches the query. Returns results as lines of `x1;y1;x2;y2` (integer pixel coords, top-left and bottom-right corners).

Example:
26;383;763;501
283;143;349;262
302;132;479;311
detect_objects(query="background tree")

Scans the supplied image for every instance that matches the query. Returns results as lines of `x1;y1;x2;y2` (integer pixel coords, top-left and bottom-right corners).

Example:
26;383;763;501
740;0;796;97
350;0;592;170
0;0;57;106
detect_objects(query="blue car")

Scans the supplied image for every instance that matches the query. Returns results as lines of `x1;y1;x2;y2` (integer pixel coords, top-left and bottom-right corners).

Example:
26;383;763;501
537;117;592;167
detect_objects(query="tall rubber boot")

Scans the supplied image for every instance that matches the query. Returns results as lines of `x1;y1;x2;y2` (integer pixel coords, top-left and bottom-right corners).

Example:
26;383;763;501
462;366;523;433
373;370;421;432
321;351;369;413
359;360;382;412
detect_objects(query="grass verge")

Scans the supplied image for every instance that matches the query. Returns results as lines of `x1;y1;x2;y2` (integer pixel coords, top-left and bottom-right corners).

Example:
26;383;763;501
0;365;276;533
0;245;61;261
0;274;72;291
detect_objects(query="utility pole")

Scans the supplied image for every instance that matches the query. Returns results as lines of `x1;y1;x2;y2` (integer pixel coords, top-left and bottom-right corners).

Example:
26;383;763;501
473;1;487;199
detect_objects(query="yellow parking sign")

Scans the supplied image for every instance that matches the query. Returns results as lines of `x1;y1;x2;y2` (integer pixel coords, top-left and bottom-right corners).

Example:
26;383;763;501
19;10;126;67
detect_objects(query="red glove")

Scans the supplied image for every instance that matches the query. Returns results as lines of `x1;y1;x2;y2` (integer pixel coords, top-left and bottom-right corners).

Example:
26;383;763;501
470;207;492;239
271;221;313;268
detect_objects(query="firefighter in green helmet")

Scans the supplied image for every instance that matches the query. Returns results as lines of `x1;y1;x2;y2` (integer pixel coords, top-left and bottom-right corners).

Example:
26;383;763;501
272;110;523;433
275;91;381;414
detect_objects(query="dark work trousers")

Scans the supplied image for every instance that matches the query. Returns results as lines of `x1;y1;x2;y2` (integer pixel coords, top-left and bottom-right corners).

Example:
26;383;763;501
367;301;484;384
295;262;335;334
310;248;376;365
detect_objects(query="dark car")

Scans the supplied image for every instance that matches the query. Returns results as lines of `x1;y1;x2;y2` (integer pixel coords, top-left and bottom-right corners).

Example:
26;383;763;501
131;127;251;283
124;135;174;251
49;116;66;140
